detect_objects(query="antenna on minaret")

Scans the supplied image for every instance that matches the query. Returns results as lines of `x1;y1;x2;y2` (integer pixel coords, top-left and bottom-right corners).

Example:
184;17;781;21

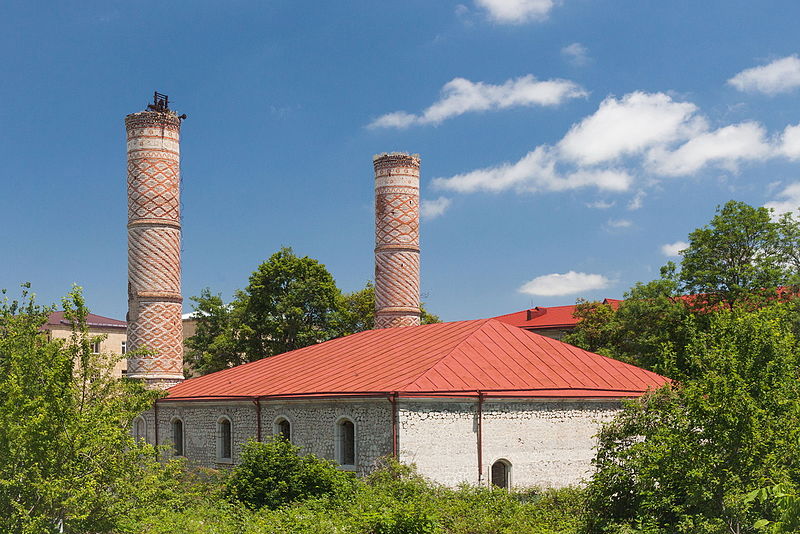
147;91;169;112
147;91;187;119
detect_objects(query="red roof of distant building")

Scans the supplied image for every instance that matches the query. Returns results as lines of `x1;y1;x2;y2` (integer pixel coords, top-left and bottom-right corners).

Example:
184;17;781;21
164;319;668;401
492;299;622;330
45;311;126;329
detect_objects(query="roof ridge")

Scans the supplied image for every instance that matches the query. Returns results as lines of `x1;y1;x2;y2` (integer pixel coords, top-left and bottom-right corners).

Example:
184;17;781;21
401;319;495;390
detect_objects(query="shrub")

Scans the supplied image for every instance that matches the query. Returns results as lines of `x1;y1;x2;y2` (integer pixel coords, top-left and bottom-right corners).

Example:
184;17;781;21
224;437;354;509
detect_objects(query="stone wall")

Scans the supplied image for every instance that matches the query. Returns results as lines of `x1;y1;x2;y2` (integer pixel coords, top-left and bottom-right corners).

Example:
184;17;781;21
135;397;620;487
397;398;621;488
140;398;393;474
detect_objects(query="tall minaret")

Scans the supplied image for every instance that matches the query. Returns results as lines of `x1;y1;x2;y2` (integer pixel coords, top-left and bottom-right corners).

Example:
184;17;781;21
373;153;421;329
125;92;185;388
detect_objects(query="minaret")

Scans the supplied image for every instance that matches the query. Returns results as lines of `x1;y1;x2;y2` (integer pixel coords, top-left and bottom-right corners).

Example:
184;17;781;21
125;92;185;388
373;153;421;329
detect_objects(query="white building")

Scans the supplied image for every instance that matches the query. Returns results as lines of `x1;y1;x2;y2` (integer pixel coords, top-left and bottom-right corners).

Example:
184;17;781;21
135;318;667;488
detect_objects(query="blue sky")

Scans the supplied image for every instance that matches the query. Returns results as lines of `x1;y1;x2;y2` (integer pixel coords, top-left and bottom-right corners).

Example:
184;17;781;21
2;1;800;322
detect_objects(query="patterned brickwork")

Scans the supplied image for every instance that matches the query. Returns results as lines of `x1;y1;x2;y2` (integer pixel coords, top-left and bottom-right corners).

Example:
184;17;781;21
373;153;421;329
127;226;181;294
126;110;184;388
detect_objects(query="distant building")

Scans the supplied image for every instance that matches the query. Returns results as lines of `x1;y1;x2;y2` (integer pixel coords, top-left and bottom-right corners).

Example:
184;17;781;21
43;311;128;378
43;312;199;379
493;299;623;340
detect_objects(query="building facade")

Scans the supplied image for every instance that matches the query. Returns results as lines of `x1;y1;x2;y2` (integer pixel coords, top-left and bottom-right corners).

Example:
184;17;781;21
43;312;129;378
137;319;668;488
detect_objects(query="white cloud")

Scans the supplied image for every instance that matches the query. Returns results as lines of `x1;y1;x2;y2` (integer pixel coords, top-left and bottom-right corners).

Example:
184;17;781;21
557;92;705;165
627;190;645;210
433;146;632;194
561;42;589;66
779;123;800;160
728;55;800;95
433;90;800;204
475;0;555;24
586;200;615;209
661;241;689;257
765;182;800;216
647;121;772;176
369;75;586;129
519;271;610;296
421;197;452;219
606;218;632;229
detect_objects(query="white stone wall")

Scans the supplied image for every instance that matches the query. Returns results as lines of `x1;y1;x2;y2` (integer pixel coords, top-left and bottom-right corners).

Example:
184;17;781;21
397;400;479;486
141;398;393;474
397;398;621;488
136;396;620;487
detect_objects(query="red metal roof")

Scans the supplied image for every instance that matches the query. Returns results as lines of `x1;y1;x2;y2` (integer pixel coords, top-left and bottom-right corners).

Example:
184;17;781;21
164;319;668;401
45;311;126;329
492;299;622;330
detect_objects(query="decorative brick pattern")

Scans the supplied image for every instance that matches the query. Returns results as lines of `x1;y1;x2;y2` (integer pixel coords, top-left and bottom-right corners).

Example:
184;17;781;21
126;110;184;388
373;153;421;329
127;301;184;375
127;226;181;294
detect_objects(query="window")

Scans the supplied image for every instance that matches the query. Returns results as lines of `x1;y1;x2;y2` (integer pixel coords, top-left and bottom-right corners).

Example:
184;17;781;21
218;417;232;461
171;418;184;456
335;418;356;467
274;417;291;442
91;341;101;354
133;416;146;442
491;459;511;489
121;341;127;355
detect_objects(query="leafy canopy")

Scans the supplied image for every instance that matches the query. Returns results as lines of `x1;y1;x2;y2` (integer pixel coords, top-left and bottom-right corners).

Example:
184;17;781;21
186;248;439;375
223;437;355;510
0;284;182;534
564;200;800;377
585;304;800;534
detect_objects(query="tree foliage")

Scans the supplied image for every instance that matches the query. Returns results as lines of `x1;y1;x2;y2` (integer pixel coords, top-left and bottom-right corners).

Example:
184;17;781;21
680;201;793;309
564;200;800;376
0;284;181;533
224;437;355;510
186;248;440;375
585;304;800;534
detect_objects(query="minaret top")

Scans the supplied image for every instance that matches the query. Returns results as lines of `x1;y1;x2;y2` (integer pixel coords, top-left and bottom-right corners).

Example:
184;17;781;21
126;91;187;121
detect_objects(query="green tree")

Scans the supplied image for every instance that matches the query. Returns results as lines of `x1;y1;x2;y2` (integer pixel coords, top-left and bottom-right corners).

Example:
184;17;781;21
187;252;441;375
680;200;791;309
0;284;180;533
585;304;800;534
564;264;693;376
565;201;800;376
184;288;239;375
224;437;354;509
237;247;341;358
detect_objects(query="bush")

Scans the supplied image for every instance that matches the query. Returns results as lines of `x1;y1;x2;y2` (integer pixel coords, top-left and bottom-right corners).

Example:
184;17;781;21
224;437;354;509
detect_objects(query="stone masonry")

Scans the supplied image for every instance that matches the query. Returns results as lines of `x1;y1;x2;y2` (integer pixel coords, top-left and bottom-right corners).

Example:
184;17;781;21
397;399;621;488
125;108;184;388
141;397;619;487
373;153;421;329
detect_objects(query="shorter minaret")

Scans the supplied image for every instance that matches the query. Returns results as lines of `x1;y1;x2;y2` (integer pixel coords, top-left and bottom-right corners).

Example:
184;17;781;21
373;153;421;329
125;92;185;388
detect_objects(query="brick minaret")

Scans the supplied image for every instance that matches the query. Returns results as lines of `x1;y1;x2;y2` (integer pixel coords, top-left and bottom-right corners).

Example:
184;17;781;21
373;153;421;329
125;93;185;388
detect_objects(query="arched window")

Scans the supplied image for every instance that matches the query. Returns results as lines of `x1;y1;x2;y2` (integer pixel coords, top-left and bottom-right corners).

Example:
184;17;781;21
491;459;511;489
217;417;232;461
335;418;356;466
273;416;291;442
133;416;147;443
171;418;184;456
